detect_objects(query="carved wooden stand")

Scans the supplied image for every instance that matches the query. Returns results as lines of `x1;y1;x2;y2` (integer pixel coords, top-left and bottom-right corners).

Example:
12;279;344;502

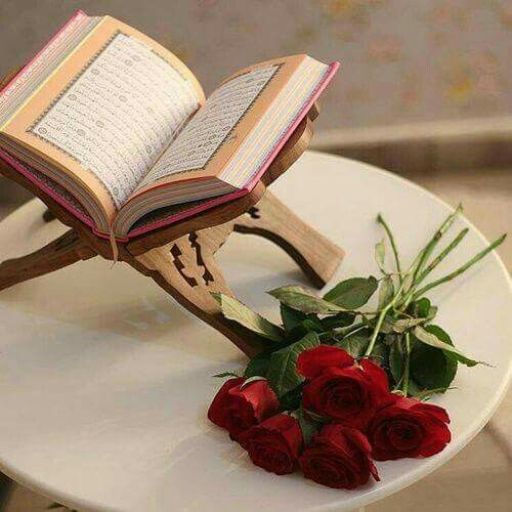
0;99;344;357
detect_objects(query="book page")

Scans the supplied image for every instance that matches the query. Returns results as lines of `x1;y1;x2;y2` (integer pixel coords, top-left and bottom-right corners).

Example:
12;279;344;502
28;32;199;208
140;64;279;186
2;16;205;215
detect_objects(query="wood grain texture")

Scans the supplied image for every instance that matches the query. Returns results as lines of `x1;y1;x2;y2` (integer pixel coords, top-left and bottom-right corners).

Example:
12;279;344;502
132;226;267;357
0;230;95;292
231;191;344;288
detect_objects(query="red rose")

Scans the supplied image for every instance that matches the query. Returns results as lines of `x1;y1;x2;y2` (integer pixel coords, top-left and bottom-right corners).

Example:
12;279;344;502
367;396;451;460
299;424;379;489
239;414;303;475
208;378;280;441
298;347;389;429
297;345;355;379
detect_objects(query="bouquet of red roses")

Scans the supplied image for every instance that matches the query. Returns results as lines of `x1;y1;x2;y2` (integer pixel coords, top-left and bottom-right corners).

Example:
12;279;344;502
208;208;504;489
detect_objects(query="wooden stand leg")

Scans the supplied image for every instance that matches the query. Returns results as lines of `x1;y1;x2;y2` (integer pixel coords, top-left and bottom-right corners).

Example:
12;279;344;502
130;191;344;356
130;226;267;357
0;230;96;292
232;191;344;288
2;187;343;355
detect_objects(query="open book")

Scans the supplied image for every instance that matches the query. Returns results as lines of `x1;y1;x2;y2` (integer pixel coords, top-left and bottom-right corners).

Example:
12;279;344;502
0;11;338;240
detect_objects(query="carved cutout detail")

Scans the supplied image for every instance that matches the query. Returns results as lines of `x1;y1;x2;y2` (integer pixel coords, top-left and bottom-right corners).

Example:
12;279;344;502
170;243;197;287
247;207;261;219
169;233;217;289
188;233;215;286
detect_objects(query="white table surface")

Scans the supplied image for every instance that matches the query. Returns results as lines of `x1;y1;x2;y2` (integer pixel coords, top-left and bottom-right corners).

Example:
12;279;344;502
0;151;510;512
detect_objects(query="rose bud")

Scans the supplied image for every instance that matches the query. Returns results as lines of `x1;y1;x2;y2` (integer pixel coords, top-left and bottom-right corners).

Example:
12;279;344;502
367;395;451;460
239;414;303;475
299;424;379;489
208;378;280;441
298;347;389;429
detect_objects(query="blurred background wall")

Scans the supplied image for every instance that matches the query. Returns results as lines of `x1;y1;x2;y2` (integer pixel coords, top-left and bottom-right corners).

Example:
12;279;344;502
1;0;512;135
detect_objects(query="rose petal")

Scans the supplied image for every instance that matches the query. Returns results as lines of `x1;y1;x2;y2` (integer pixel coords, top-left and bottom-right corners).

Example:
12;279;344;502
207;378;245;428
240;414;302;475
413;402;451;424
302;366;381;429
299;424;378;489
297;345;354;379
367;397;452;461
359;358;389;392
228;379;280;421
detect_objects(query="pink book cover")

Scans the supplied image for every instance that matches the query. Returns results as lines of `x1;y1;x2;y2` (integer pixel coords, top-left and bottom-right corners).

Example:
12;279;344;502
0;12;339;242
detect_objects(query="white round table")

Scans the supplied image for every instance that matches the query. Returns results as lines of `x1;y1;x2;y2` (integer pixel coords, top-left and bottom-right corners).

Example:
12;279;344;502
0;151;511;512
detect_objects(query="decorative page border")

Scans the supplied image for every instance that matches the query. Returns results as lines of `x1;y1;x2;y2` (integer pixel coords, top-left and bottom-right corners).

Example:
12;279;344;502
26;30;194;207
28;31;122;159
162;63;283;178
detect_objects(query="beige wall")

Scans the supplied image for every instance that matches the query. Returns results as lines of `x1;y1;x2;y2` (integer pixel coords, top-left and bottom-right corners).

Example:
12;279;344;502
0;0;511;134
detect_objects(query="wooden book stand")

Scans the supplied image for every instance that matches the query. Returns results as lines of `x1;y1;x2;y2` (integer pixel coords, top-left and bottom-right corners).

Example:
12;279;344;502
0;71;344;357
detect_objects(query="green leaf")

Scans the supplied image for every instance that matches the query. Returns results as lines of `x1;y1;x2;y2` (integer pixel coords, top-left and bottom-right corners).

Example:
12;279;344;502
296;407;321;446
378;276;395;309
279;304;325;340
334;331;370;357
378;316;395;334
279;385;304;410
213;372;240;379
405;379;424;397
269;286;346;315
280;304;308;332
426;306;438;321
320;312;355;330
302;318;325;333
375;239;386;273
244;352;271;378
266;332;320;397
212;293;284;341
412;298;430;317
410;325;458;390
413;325;482;367
323;276;378;309
369;340;389;366
392;317;426;333
409;298;438;321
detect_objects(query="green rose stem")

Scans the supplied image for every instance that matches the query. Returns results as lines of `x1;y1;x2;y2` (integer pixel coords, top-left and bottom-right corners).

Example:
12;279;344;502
416;228;469;285
319;321;368;343
377;214;402;283
363;278;406;357
401;332;411;395
364;247;426;357
411;204;463;285
410;233;507;301
398;227;469;309
363;210;505;359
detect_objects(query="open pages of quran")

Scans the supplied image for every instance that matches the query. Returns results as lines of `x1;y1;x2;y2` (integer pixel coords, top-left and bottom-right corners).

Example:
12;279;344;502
0;11;339;239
